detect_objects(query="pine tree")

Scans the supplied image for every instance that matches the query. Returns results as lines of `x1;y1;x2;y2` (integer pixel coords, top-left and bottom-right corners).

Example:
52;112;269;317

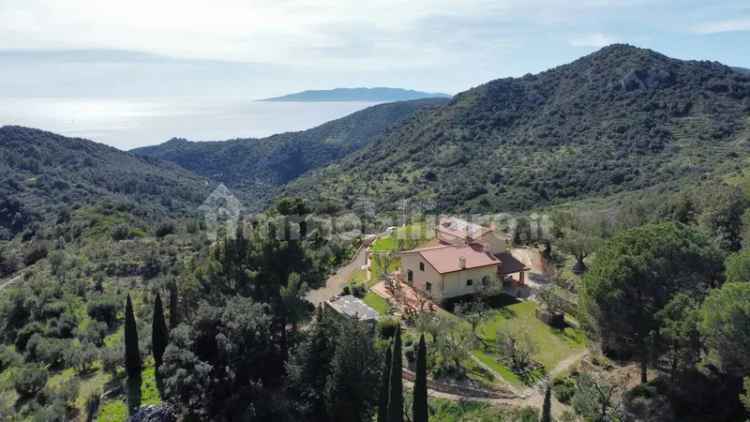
541;383;552;422
387;326;403;422
413;334;428;422
378;341;393;422
124;294;141;378
152;293;169;369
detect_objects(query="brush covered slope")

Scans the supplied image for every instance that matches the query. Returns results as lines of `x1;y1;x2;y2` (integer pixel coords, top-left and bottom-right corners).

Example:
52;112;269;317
132;98;448;208
285;44;750;213
0;126;212;240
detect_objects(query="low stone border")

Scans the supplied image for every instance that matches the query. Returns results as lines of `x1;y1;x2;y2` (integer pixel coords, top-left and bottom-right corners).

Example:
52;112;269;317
402;368;518;400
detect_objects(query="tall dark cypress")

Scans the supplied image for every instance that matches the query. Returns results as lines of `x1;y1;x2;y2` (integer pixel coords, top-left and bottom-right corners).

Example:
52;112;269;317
413;334;428;422
152;293;169;369
124;294;141;378
378;341;393;422
541;383;552;422
387;327;403;422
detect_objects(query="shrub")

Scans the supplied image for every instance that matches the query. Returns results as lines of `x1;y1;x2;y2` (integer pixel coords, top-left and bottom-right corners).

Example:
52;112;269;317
78;320;108;347
378;318;400;339
24;242;49;266
25;335;69;368
87;294;119;328
553;376;577;404
101;345;122;376
13;364;49;397
15;322;45;351
0;250;17;277
141;255;161;279
0;345;22;372
66;342;98;374
350;283;367;298
47;312;78;338
111;224;130;241
155;222;176;238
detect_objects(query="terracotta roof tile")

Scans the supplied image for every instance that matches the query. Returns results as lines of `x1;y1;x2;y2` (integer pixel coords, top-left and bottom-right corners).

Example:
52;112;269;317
415;244;499;274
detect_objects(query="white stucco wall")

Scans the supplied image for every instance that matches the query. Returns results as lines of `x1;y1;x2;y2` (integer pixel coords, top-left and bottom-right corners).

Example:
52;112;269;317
401;252;444;300
402;252;501;302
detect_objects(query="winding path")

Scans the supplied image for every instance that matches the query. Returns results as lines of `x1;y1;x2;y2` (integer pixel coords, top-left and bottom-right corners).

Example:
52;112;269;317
306;247;368;305
420;349;589;415
0;272;23;292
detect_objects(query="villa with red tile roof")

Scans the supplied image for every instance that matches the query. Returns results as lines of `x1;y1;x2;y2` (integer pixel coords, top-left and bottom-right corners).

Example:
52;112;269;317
399;217;528;303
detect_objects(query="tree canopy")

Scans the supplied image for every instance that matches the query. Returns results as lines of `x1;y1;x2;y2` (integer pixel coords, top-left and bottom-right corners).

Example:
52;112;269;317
580;222;723;382
700;282;750;377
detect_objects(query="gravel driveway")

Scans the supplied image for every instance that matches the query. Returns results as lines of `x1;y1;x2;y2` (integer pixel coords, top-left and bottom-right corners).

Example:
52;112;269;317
306;247;368;305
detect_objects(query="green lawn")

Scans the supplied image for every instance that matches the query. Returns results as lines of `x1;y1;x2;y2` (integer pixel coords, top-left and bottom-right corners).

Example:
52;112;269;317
471;351;523;387
99;399;128;422
371;235;398;253
363;291;389;315
476;297;586;370
371;223;434;253
96;362;161;422
428;397;538;422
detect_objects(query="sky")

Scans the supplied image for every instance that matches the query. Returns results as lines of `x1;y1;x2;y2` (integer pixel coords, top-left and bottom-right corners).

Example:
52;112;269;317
0;0;749;98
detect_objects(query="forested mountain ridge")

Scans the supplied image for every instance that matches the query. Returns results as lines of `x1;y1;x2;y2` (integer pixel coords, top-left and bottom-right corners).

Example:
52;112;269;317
132;98;449;208
285;44;750;213
0;126;212;240
260;87;451;102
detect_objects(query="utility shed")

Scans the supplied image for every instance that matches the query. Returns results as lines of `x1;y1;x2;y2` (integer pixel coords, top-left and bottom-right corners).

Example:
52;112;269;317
326;295;380;322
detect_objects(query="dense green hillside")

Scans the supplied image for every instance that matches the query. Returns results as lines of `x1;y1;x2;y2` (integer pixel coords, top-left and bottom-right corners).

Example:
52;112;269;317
285;44;750;213
132;98;448;208
0;126;212;240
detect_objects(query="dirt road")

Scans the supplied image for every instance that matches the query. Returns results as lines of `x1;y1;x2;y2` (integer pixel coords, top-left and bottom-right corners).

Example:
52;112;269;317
306;247;368;305
0;273;22;292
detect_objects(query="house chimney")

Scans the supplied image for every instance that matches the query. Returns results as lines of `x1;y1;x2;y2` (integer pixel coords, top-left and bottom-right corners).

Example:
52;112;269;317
458;256;466;269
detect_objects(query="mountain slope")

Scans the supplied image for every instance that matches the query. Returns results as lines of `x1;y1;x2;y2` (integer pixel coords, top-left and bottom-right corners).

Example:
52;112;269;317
0;126;212;239
285;44;750;213
132;98;449;208
260;87;450;102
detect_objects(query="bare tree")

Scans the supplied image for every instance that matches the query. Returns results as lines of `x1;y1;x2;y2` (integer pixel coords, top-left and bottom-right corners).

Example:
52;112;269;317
572;372;627;422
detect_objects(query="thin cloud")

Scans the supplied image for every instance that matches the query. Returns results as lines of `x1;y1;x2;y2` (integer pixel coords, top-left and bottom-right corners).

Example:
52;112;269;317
692;18;750;34
569;33;619;48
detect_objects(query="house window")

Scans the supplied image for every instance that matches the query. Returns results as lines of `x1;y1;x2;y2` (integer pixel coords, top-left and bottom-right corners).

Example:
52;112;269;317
481;276;490;286
419;262;425;271
426;282;432;292
466;279;473;287
407;270;413;282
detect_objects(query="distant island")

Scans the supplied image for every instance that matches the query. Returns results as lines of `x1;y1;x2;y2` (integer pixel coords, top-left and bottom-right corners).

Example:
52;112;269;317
259;87;451;102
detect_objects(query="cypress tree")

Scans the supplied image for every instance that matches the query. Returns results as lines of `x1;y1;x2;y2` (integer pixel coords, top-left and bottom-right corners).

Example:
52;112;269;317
378;341;393;422
124;294;141;378
413;334;428;422
387;327;403;422
541;383;552;422
152;293;169;369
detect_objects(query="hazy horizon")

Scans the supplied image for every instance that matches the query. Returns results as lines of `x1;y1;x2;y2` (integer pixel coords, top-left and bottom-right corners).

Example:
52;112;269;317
2;1;750;148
